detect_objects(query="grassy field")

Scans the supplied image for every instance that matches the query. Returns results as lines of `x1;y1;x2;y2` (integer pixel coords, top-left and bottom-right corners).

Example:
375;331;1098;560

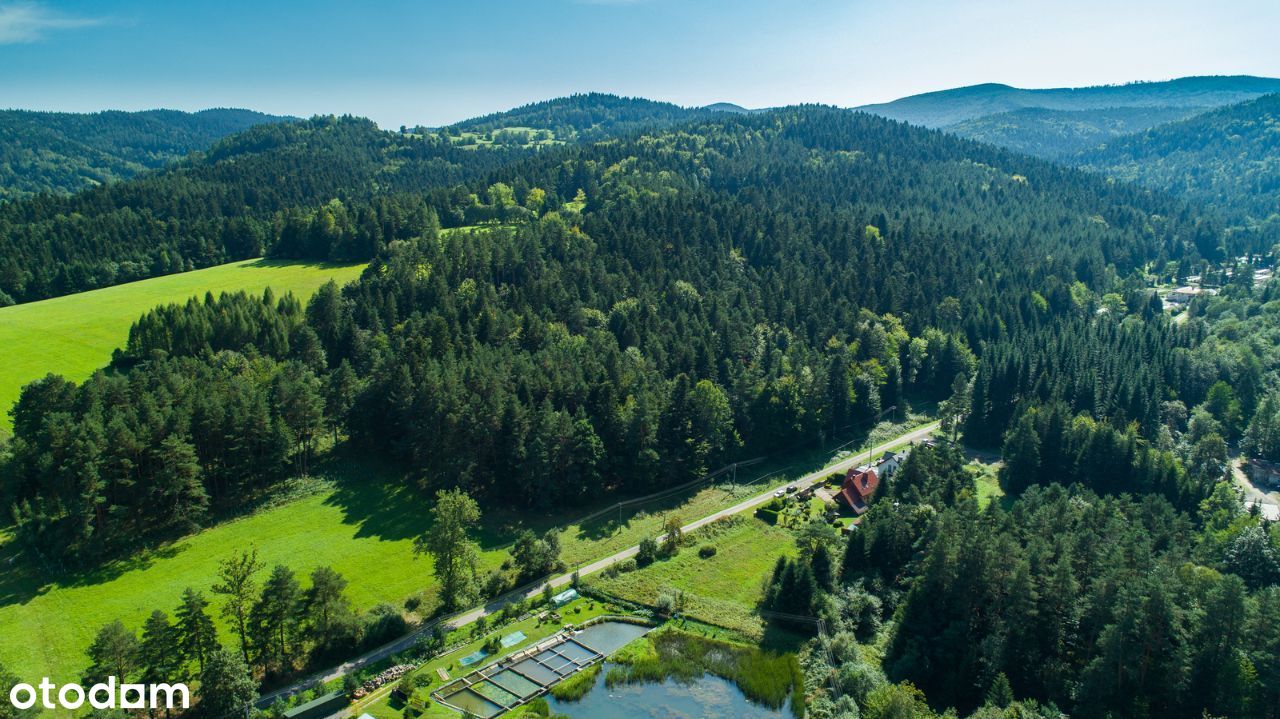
0;258;367;435
0;457;505;685
590;516;796;639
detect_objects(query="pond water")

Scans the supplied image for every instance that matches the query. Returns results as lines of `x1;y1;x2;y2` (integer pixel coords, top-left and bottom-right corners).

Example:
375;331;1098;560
547;666;791;719
574;620;652;655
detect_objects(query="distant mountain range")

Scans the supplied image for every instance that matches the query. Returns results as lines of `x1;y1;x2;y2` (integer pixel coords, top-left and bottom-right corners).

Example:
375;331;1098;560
854;76;1280;128
0;108;291;200
2;79;1276;243
854;76;1280;233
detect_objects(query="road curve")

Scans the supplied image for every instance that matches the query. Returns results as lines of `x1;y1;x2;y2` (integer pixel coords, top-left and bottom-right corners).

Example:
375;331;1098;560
257;421;939;707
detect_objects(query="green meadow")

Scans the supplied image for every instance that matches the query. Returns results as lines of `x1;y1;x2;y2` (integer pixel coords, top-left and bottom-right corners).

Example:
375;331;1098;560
0;258;367;435
590;516;797;639
0;457;507;685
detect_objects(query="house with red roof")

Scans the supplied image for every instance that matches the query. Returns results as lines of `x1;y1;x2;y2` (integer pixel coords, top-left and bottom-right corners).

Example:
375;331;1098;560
838;466;880;515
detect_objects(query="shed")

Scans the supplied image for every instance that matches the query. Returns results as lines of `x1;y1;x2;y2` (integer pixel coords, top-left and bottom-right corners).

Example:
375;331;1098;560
283;691;348;719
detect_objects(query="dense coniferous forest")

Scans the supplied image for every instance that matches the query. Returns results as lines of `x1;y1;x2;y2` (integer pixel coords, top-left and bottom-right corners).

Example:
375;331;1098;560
795;437;1280;719
945;105;1205;158
1078;93;1280;229
1;105;1213;559
439;92;720;142
0;116;527;303
0;108;287;200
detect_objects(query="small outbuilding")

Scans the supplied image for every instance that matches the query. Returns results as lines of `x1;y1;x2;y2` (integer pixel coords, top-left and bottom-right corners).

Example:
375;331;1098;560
283;691;349;719
551;588;580;607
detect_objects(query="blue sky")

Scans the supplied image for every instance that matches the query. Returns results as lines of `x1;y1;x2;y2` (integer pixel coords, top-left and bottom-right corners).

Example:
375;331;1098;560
1;0;1277;128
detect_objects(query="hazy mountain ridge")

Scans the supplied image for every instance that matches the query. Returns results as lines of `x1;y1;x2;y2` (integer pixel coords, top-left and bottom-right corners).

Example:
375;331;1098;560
945;105;1207;159
855;75;1280;128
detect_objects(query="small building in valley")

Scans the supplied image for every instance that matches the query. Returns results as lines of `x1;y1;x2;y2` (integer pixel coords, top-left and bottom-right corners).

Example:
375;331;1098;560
873;450;908;479
838;467;880;516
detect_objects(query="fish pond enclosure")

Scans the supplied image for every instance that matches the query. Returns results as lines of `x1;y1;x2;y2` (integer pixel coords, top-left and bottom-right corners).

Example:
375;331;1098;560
432;619;652;718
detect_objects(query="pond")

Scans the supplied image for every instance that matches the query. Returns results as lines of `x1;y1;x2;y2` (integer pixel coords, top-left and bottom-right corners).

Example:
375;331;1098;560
546;665;793;719
574;620;652;655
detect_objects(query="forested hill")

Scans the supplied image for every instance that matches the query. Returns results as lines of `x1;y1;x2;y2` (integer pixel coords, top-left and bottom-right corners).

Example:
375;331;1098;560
0;107;289;201
1077;93;1280;229
944;105;1206;159
0;115;531;303
2;104;1220;562
855;75;1280;128
435;92;726;143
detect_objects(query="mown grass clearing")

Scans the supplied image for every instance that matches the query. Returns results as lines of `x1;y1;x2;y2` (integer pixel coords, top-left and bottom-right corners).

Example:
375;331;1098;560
0;456;503;685
589;517;795;639
970;458;1008;509
0;258;367;435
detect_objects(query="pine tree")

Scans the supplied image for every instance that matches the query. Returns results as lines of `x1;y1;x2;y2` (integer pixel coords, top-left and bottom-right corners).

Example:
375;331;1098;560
175;588;218;675
250;564;303;673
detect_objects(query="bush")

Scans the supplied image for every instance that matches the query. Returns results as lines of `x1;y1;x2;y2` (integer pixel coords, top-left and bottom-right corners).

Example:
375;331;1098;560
617;558;638;573
360;603;408;649
698;545;717;559
483;569;512;598
755;507;780;525
398;672;420;695
636;537;659;566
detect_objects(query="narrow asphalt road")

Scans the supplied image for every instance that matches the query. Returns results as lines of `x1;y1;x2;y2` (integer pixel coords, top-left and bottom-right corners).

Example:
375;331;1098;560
257;421;939;707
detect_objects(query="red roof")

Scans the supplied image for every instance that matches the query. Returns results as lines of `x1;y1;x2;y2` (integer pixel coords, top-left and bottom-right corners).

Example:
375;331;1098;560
838;468;879;515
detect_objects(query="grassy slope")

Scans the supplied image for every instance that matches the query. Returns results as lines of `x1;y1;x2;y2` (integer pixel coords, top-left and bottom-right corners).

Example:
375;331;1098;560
0;258;367;435
591;517;796;639
0;457;506;684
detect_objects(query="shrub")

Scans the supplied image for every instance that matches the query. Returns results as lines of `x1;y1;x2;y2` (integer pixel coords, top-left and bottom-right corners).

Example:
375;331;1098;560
483;569;511;598
755;507;780;525
342;674;360;696
698;544;717;558
360;603;408;649
636;537;659;566
398;672;419;695
618;558;638;573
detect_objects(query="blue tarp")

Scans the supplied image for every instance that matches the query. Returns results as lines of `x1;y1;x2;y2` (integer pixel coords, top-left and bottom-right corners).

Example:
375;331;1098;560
459;649;489;666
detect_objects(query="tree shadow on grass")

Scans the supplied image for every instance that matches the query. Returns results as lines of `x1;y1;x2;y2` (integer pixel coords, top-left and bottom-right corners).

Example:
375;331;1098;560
242;258;368;273
0;536;188;607
319;453;510;553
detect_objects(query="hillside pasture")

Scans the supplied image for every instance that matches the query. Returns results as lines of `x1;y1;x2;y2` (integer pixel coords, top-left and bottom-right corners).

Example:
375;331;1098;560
0;258;366;434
